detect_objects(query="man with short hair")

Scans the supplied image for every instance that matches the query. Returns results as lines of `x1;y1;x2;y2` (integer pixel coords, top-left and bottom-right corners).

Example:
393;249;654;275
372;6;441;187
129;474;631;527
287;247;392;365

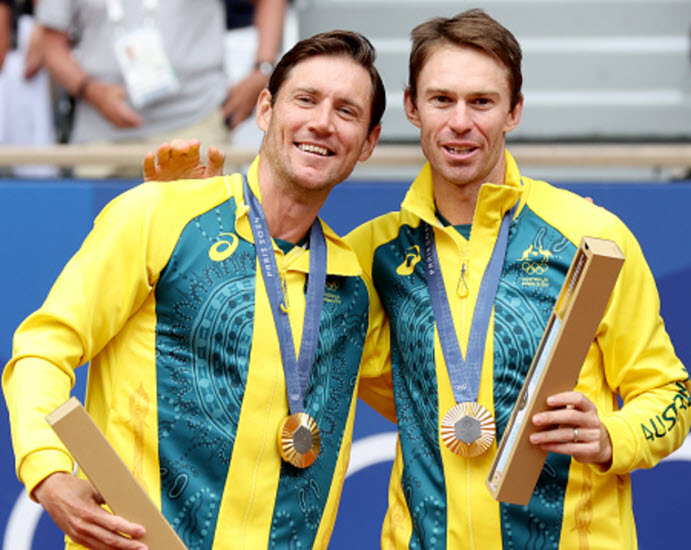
348;10;689;549
3;30;388;549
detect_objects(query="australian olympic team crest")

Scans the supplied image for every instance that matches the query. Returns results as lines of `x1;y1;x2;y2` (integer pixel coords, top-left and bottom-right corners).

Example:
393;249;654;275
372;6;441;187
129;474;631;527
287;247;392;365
518;243;552;276
516;228;565;289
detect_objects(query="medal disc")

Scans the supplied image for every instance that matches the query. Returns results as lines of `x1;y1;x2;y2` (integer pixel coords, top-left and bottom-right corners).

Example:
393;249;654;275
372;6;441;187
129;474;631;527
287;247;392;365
278;412;321;468
440;402;495;457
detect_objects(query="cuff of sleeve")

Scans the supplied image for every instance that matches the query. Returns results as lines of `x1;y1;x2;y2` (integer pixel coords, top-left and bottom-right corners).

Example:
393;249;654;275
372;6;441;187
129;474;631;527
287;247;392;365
19;449;74;501
591;413;637;476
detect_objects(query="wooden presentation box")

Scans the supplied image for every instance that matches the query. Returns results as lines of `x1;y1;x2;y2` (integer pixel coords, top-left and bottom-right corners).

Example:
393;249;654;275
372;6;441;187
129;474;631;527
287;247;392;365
486;236;624;505
46;397;187;549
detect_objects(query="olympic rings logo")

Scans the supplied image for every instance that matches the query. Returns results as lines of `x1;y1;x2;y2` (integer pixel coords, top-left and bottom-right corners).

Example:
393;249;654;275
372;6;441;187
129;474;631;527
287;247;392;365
521;261;548;275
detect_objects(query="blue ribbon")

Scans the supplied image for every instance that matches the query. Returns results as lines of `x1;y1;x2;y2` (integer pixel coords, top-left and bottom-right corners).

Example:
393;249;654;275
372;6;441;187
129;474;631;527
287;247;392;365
243;177;327;415
423;209;512;403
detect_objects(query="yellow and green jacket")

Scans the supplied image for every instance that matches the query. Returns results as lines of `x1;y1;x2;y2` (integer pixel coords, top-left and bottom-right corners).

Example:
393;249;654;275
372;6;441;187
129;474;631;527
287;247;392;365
3;157;388;550
349;151;690;550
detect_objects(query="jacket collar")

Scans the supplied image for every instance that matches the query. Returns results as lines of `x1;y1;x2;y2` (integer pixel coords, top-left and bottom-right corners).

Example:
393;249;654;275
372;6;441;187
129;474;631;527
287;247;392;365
401;150;525;228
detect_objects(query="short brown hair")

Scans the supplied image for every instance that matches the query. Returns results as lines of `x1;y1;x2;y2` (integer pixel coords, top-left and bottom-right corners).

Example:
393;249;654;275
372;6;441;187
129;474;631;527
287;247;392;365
408;9;523;110
268;30;386;133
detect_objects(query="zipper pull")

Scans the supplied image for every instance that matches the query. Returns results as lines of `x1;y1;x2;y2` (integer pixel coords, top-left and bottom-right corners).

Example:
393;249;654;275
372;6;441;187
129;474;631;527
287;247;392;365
457;261;469;298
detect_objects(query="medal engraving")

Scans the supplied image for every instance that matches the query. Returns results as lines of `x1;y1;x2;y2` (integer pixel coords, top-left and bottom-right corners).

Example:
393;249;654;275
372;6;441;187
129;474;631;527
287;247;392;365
278;412;320;468
292;425;313;455
440;402;495;457
455;415;482;444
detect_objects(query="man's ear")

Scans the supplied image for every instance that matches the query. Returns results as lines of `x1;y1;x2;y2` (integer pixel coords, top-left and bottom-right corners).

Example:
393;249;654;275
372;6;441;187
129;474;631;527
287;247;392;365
256;88;273;132
358;124;382;163
403;89;422;129
504;93;524;134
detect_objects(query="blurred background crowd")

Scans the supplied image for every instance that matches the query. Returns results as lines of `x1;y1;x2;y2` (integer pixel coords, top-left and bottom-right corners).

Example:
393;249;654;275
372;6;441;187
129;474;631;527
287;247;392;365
0;0;689;182
0;0;294;178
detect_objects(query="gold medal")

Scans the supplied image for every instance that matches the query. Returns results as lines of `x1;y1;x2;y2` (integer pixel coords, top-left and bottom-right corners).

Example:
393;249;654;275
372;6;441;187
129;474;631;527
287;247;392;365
440;402;495;457
277;412;320;468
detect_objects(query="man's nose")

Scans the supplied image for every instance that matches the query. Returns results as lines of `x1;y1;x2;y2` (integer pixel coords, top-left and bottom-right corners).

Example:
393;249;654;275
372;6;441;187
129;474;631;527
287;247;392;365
309;102;336;133
448;103;473;133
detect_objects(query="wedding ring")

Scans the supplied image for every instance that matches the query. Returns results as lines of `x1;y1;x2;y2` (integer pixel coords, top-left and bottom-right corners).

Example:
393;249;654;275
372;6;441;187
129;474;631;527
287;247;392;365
573;427;579;443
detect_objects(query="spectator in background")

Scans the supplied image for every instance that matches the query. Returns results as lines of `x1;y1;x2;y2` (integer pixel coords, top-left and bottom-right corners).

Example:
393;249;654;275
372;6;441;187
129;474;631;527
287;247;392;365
3;0;43;78
37;0;285;179
0;0;10;70
0;0;56;177
223;0;288;148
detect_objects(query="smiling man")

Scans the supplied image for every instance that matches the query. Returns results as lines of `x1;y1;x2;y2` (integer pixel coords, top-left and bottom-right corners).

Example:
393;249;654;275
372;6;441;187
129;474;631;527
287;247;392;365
348;9;689;549
2;30;388;550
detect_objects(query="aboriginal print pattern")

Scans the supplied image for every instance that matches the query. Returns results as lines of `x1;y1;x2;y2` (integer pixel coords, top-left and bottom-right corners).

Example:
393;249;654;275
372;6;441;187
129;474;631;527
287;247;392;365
155;198;257;550
371;207;582;549
270;275;369;548
494;208;576;550
374;223;447;549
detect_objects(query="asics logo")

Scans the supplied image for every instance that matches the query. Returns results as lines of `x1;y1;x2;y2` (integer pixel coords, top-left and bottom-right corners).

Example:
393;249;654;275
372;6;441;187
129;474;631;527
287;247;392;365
209;232;239;262
396;246;421;276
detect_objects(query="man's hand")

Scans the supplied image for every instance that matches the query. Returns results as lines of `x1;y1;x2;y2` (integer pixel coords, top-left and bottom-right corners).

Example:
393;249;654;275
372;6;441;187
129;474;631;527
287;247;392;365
23;24;45;79
33;472;148;550
85;81;143;128
143;139;225;181
530;391;613;467
221;71;268;129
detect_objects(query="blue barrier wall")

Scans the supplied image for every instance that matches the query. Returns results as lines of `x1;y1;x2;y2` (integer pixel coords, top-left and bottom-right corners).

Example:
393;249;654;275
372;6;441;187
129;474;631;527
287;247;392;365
1;177;689;549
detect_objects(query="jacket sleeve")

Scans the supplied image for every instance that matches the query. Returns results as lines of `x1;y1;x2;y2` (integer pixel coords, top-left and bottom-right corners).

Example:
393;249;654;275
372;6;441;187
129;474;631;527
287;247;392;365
1;182;169;496
346;222;397;424
594;220;690;475
357;271;396;424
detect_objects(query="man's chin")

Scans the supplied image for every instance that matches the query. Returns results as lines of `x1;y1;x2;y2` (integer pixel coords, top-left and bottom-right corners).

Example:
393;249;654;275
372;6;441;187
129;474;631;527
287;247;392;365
434;163;481;188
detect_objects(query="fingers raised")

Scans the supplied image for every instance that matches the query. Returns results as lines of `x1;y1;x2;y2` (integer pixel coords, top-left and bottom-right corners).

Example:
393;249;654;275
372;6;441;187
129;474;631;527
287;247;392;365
207;146;226;177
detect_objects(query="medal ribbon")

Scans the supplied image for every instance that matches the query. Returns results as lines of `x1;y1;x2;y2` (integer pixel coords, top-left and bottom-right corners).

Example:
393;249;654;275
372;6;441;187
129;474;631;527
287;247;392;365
243;177;327;415
423;209;513;404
